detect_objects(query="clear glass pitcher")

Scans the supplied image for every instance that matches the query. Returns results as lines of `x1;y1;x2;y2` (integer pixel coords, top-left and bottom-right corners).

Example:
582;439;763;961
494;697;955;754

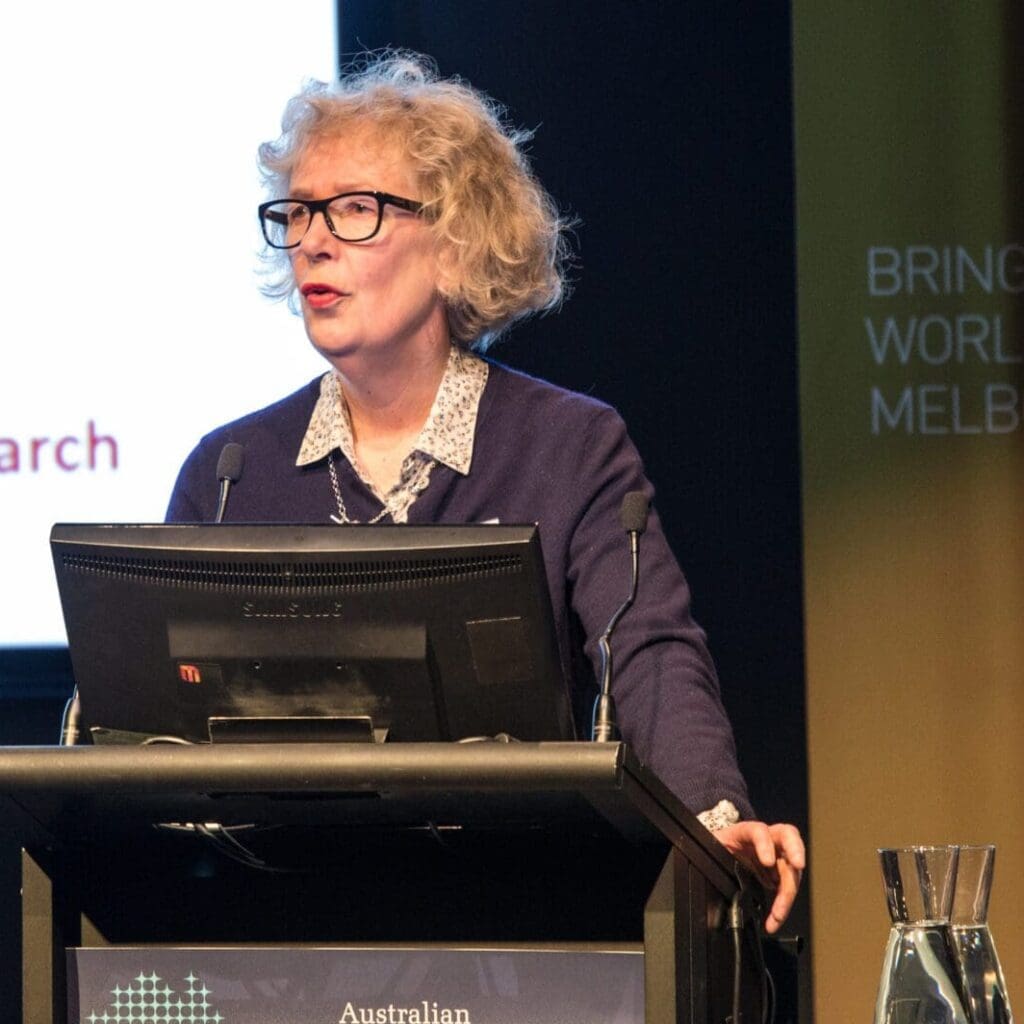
874;846;971;1024
951;845;1013;1024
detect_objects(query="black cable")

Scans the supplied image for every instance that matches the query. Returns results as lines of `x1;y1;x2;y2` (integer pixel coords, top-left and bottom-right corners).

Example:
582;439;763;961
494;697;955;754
729;892;744;1023
728;871;774;1024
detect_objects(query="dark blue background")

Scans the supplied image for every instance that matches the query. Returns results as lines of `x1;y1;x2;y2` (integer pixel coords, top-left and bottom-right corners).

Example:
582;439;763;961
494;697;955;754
337;2;808;1011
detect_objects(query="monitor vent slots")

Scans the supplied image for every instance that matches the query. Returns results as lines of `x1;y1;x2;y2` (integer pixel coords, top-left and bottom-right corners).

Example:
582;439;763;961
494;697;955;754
59;552;523;592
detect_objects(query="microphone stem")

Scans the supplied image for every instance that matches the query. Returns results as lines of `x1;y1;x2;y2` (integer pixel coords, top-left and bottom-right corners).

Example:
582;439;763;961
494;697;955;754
592;531;640;741
215;479;231;523
59;686;81;746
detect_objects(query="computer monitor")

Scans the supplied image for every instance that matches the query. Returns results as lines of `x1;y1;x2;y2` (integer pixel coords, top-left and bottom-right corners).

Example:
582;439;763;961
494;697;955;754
49;523;575;745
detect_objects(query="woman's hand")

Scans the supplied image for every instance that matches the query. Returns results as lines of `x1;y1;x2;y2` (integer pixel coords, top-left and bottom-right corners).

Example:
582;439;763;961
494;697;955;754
712;821;805;934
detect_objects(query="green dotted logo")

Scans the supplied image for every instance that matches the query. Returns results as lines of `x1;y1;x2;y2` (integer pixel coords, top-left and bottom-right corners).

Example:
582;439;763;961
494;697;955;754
84;971;224;1023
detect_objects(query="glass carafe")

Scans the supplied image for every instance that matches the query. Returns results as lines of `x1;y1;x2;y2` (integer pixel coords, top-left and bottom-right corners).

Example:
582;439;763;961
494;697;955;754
875;846;971;1024
951;845;1013;1024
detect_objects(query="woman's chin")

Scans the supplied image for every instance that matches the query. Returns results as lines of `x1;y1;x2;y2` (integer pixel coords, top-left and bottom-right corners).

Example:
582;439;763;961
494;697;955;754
307;332;362;366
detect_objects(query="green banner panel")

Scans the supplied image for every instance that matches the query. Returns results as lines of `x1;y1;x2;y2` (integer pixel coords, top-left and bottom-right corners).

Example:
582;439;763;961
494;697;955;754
794;5;1024;1019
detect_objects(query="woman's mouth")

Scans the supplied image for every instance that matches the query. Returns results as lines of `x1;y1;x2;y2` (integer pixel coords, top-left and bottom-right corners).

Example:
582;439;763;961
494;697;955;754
300;282;346;310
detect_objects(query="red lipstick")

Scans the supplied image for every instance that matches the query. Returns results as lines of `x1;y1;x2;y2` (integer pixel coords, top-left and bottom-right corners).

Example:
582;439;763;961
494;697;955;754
300;282;346;310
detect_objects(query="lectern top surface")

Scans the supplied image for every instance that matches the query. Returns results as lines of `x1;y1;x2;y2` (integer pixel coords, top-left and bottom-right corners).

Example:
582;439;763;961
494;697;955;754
0;741;738;894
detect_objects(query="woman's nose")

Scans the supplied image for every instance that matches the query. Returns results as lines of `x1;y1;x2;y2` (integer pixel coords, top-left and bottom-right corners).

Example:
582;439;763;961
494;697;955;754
297;208;337;257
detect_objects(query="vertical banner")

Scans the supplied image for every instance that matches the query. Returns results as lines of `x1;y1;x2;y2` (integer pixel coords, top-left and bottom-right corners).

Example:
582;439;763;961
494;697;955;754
793;5;1024;1019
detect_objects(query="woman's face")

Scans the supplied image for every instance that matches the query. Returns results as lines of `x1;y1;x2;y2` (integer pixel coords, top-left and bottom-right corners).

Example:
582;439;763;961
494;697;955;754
287;126;449;372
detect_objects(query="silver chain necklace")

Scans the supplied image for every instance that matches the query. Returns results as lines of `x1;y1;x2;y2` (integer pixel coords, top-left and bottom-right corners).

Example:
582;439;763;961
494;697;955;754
327;451;436;525
327;452;391;525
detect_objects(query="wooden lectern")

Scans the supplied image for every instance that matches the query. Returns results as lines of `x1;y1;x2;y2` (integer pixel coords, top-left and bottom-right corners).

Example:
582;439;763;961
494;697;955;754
0;741;766;1023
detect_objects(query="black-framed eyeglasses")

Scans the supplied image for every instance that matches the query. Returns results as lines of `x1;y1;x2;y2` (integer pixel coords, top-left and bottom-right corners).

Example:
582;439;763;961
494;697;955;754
258;190;424;249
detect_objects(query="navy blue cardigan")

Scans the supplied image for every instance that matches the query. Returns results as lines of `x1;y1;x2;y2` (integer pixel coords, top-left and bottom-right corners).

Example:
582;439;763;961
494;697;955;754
166;361;754;818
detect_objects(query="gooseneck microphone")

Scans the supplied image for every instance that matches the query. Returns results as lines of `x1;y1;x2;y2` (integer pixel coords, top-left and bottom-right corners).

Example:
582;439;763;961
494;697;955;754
592;490;650;742
214;443;245;524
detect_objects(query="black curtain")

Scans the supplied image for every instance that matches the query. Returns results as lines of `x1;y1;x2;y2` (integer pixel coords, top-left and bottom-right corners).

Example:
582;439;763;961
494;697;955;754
339;0;810;1005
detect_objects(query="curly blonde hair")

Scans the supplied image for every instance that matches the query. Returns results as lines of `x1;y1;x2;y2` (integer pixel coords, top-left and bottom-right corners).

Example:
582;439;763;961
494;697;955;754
258;52;570;350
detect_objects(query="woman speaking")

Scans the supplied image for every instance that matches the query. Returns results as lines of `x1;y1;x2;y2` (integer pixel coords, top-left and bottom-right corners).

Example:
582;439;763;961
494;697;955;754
166;52;803;932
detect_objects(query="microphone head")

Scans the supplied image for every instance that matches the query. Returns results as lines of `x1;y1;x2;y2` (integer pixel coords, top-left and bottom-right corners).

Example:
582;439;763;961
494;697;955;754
619;491;650;534
216;442;245;483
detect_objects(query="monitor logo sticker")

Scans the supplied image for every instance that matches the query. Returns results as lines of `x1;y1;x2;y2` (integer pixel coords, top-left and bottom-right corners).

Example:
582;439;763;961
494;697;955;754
175;662;223;687
85;972;223;1024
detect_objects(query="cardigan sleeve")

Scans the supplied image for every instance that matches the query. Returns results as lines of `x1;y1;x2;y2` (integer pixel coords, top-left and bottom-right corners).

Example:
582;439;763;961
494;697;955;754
563;403;755;820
